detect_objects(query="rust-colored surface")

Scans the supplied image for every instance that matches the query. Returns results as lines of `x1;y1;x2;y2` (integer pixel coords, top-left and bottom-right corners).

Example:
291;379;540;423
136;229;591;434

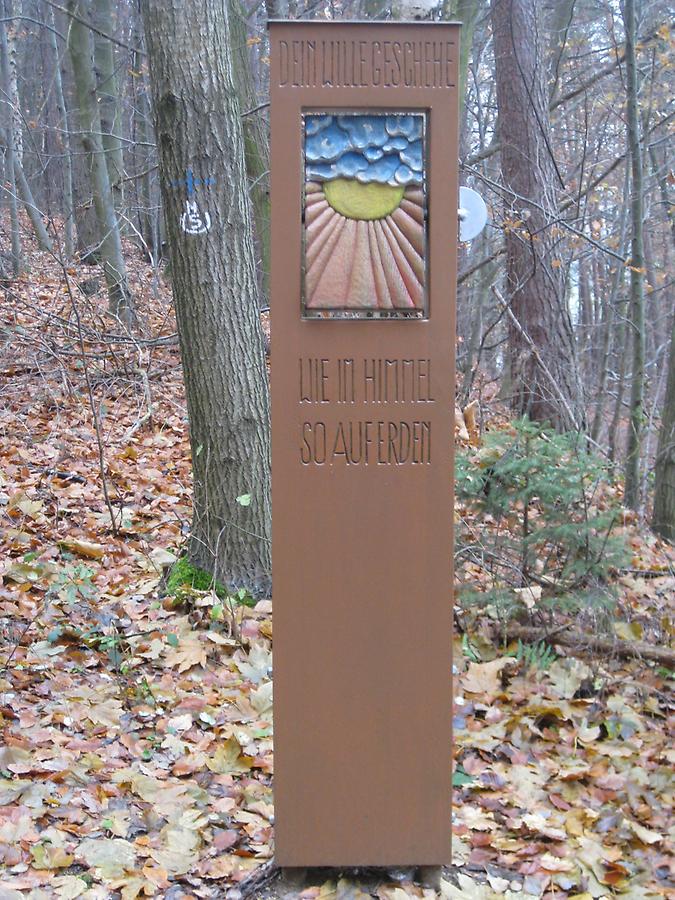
270;21;459;867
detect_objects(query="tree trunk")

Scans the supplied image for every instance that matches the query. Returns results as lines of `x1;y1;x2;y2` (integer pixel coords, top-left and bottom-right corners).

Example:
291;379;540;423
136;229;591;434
608;300;629;463
48;6;74;259
67;0;134;323
140;0;272;596
590;166;630;444
5;0;22;164
648;141;675;248
72;158;101;261
647;145;674;521
622;0;646;510
264;0;288;18
0;2;53;255
653;310;675;541
578;256;592;378
546;0;576;102
442;0;480;114
228;0;271;305
491;0;584;431
131;24;156;262
93;0;124;217
11;147;53;251
0;3;21;275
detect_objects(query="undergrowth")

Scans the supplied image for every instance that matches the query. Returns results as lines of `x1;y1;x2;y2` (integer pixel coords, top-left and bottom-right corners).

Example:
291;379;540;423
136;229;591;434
455;418;628;626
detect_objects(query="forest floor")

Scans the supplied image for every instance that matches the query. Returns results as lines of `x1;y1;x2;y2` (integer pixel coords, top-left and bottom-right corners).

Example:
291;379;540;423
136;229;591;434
0;234;673;900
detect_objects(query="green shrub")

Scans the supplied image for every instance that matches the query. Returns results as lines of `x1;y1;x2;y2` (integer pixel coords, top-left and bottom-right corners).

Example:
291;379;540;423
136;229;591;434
455;418;627;622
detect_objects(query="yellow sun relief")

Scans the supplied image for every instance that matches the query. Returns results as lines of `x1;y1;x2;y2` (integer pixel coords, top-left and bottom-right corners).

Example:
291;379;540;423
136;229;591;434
323;178;405;221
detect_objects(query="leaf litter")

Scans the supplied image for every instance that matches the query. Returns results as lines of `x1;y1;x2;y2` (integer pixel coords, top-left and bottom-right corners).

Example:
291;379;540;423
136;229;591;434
0;236;673;898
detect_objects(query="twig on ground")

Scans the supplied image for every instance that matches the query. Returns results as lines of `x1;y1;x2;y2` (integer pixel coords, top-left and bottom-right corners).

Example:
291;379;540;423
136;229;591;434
61;267;121;535
122;366;155;441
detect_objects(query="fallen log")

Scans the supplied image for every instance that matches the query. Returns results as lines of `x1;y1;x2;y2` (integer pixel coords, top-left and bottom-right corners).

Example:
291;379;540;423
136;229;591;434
507;624;675;667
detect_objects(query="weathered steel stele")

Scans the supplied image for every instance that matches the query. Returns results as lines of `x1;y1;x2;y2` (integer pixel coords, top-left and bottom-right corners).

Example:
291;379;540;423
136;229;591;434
270;20;459;867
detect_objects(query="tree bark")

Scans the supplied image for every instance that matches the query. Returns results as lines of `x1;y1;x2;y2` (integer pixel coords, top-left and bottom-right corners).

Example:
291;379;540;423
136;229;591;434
0;2;21;276
622;0;646;510
647;137;674;528
0;3;52;254
48;5;74;259
442;0;480;113
648;141;675;248
590;167;629;445
5;0;22;164
228;0;270;305
93;0;124;217
608;299;629;463
11;146;53;251
653;310;675;541
130;12;156;262
491;0;584;431
140;0;272;596
71;156;101;261
67;0;134;323
546;0;576;102
578;256;593;378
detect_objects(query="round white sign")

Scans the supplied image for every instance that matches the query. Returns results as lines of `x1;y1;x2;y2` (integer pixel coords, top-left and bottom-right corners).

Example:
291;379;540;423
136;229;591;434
458;186;488;242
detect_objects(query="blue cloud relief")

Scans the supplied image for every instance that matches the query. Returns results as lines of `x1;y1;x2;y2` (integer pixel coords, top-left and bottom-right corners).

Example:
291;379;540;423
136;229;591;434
305;113;424;186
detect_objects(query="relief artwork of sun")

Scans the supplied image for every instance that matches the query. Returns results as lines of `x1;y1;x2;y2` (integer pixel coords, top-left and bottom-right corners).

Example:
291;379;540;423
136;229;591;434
303;112;427;316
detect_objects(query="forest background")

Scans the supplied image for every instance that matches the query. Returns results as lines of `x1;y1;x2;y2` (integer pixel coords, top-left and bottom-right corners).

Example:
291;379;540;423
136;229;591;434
0;0;673;898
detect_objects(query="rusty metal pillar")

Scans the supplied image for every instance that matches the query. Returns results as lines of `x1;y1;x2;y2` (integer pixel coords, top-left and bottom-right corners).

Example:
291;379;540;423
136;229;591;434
270;20;459;866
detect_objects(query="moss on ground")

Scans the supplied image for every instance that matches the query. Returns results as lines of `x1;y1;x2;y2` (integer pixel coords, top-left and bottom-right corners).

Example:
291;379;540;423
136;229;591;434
165;557;228;599
165;557;256;606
